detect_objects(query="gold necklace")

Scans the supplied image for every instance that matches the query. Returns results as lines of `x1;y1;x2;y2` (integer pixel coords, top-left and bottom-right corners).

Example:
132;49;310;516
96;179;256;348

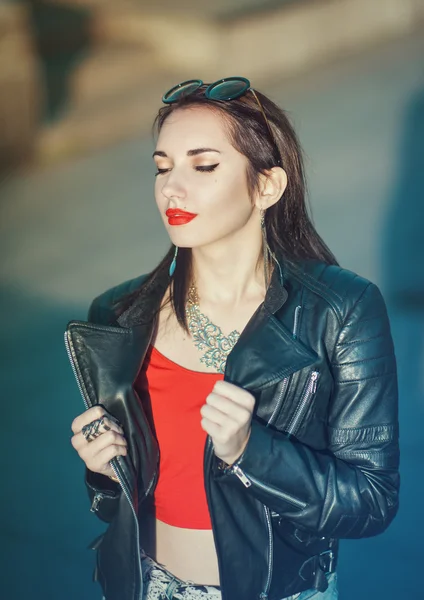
185;284;240;374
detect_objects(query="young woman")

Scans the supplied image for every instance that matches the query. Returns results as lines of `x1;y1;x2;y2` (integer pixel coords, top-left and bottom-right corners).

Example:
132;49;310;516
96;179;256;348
68;78;399;600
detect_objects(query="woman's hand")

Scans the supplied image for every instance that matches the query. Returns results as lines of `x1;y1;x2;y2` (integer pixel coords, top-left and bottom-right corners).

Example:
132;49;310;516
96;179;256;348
71;406;128;480
200;380;255;465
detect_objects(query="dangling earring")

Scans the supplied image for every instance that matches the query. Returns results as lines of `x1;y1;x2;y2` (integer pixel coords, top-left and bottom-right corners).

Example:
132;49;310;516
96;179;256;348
261;209;270;287
169;245;178;276
261;208;283;286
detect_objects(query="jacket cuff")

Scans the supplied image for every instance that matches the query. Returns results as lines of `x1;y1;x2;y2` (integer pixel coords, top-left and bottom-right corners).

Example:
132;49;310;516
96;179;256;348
85;469;121;495
212;419;308;515
212;419;288;479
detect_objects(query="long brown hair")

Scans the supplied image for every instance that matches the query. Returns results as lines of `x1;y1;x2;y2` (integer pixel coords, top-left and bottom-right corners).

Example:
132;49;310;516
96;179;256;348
143;86;338;330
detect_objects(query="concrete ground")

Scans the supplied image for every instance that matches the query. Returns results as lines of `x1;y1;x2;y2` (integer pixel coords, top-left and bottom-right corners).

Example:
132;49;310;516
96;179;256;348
0;29;423;600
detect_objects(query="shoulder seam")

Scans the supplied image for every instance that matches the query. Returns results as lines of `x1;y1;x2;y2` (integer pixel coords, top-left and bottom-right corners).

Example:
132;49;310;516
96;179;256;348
329;282;372;364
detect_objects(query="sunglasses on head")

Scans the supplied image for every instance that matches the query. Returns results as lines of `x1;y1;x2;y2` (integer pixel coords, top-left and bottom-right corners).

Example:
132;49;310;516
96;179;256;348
162;76;280;164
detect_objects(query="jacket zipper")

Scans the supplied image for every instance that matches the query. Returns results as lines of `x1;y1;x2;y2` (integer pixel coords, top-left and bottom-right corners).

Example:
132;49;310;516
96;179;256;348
266;306;301;428
286;370;320;436
230;467;306;599
230;307;309;596
204;438;227;596
267;377;289;427
91;492;106;513
65;330;144;600
64;331;91;410
231;468;307;510
233;305;304;599
260;506;273;599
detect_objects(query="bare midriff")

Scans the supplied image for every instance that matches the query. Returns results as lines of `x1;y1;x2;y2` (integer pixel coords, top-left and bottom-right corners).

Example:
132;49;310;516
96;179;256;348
155;519;220;585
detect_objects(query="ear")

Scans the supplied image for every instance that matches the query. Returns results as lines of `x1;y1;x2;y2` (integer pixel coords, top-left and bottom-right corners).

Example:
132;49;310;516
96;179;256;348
255;167;288;210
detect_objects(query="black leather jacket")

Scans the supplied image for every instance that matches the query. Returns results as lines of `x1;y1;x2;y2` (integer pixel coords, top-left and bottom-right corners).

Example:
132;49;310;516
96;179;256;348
65;259;399;600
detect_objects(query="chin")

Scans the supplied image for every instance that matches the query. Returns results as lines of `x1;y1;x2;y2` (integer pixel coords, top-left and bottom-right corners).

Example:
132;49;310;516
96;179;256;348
166;225;231;250
167;232;207;249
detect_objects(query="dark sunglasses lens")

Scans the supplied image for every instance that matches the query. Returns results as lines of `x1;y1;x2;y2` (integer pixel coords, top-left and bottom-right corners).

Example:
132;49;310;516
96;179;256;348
207;78;249;101
162;80;203;103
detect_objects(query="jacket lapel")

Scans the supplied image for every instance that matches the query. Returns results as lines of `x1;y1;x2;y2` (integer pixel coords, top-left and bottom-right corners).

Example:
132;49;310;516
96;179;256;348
66;320;157;497
224;304;317;391
115;264;317;392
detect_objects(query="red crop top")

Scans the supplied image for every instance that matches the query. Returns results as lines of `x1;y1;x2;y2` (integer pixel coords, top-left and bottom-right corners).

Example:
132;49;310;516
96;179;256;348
143;345;224;529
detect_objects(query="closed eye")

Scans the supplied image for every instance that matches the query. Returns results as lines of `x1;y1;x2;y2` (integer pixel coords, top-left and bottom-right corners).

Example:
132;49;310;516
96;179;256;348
154;168;171;176
155;163;219;176
195;164;219;172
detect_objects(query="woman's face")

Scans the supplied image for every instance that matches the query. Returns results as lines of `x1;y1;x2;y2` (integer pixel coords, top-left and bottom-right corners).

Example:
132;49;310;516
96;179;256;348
153;107;258;250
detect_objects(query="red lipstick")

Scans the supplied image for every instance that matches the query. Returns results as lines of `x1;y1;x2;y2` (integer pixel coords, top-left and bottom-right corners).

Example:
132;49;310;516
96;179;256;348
165;208;198;226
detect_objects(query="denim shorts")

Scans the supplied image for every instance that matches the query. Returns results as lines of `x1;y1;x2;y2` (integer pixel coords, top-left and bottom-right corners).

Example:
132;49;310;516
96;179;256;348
141;552;221;600
285;573;338;600
140;552;338;600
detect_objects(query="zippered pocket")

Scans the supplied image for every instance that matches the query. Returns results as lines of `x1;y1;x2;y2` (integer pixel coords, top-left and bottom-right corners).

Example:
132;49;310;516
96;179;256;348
286;370;320;437
88;487;121;513
231;466;307;510
90;492;108;513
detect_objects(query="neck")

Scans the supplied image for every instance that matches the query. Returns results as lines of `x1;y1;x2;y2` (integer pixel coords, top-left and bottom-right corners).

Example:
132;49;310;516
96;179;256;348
190;232;267;307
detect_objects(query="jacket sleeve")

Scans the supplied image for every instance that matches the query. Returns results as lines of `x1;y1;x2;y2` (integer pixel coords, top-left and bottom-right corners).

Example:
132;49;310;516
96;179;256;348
83;295;122;522
215;282;400;539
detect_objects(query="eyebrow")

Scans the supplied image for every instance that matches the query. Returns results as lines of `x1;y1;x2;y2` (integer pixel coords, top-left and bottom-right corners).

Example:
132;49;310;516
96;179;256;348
152;148;221;158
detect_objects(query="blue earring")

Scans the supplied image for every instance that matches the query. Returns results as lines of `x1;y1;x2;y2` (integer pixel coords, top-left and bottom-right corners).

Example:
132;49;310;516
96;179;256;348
169;245;178;276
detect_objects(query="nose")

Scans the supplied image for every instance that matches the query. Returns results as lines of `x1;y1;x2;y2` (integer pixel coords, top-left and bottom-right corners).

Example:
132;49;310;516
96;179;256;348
160;170;187;203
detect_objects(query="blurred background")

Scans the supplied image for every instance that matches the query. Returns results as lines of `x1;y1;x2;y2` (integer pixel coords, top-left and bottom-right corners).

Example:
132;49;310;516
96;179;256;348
0;0;423;598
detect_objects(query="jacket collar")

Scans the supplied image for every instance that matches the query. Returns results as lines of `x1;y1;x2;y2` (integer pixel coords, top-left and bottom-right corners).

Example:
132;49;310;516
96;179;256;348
118;262;288;328
117;263;316;391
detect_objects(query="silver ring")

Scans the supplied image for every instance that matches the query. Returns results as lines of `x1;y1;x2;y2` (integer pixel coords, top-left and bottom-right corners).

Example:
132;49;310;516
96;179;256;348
82;415;110;442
